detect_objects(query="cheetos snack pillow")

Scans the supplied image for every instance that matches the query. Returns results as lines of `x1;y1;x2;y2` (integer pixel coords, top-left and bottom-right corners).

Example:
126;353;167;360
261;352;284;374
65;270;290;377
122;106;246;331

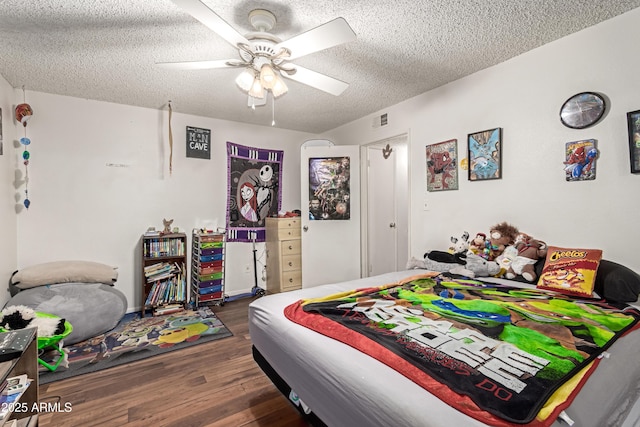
536;246;603;297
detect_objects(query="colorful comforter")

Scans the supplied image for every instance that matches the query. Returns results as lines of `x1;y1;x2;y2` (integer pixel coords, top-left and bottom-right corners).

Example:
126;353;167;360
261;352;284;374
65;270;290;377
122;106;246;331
284;273;640;426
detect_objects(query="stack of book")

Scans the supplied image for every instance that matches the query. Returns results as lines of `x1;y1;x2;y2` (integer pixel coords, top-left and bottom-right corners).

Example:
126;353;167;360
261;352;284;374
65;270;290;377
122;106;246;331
144;262;187;307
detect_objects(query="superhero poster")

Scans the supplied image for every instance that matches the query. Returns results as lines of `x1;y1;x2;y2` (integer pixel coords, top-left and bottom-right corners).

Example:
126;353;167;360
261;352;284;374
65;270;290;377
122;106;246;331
426;139;458;191
468;128;502;181
564;139;598;181
226;142;283;242
308;156;350;220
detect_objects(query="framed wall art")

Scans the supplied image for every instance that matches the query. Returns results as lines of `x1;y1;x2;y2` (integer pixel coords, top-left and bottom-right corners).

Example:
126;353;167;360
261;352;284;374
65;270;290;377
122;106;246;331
468;127;501;181
426;139;458;191
627;109;640;173
564;139;598;181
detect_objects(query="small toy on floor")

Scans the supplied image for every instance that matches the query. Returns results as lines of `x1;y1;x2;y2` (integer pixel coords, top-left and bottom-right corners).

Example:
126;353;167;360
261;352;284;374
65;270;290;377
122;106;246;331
0;305;66;338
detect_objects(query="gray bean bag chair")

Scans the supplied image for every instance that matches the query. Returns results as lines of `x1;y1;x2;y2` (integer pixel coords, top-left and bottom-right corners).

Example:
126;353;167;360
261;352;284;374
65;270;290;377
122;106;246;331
4;282;127;345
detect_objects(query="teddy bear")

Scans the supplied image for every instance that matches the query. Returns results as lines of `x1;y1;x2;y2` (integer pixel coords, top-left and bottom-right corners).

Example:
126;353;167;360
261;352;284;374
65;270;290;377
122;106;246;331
0;305;66;338
505;233;548;282
483;222;519;261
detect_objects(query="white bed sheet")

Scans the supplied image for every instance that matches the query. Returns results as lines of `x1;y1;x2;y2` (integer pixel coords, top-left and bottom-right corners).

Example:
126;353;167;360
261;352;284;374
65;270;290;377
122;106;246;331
249;270;640;427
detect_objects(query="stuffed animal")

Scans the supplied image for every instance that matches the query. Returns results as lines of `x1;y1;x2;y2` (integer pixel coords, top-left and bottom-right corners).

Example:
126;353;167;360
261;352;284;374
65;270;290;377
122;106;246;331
448;231;470;255
505;233;548;282
484;222;519;261
0;305;66;338
468;233;487;255
406;253;500;278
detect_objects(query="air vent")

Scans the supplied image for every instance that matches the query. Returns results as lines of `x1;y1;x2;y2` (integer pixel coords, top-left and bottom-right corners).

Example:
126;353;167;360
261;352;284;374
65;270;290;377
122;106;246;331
372;113;389;128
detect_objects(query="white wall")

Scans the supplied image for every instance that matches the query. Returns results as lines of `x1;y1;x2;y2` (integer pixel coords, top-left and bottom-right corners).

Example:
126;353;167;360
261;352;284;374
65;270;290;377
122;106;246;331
324;8;640;274
0;75;18;305
10;91;313;310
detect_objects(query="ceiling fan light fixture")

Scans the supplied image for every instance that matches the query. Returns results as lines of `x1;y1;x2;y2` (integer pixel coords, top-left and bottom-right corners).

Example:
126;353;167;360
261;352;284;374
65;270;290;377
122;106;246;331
248;77;265;99
259;64;277;89
235;68;256;92
271;75;288;98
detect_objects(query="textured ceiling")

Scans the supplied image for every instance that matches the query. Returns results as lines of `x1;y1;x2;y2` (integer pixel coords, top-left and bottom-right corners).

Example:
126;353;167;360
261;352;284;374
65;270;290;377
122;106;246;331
1;0;639;133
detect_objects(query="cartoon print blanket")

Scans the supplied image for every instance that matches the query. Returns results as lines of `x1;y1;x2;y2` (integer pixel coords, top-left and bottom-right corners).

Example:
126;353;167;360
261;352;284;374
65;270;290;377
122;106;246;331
284;274;640;426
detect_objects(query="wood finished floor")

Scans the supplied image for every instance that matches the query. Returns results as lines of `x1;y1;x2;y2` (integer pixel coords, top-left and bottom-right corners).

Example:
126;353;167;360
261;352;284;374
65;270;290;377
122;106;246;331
38;297;308;427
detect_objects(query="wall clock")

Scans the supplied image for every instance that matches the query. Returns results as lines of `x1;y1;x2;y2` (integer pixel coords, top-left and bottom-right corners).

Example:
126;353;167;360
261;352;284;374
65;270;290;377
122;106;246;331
559;92;606;129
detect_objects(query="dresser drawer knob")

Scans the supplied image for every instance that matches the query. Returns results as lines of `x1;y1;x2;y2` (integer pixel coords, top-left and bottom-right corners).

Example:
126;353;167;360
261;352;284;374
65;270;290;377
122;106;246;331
288;261;293;267
289;278;293;283
288;245;293;250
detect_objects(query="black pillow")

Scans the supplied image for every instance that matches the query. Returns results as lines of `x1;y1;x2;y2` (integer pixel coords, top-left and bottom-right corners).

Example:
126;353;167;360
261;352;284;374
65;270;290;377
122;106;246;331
594;260;640;302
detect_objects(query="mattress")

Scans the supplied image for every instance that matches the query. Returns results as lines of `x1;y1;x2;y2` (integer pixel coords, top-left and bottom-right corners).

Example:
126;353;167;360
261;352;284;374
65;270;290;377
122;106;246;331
248;270;640;427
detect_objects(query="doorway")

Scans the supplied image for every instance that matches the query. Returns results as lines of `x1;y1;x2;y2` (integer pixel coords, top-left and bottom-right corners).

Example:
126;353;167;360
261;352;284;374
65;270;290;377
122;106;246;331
362;134;410;277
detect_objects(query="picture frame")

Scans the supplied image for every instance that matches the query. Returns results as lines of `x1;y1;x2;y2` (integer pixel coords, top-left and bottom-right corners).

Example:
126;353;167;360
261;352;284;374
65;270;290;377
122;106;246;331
426;139;458;191
468;127;502;181
627;109;640;173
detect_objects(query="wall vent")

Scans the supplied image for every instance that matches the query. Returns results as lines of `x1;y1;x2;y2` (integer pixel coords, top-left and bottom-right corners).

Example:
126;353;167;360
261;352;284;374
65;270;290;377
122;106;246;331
372;113;389;128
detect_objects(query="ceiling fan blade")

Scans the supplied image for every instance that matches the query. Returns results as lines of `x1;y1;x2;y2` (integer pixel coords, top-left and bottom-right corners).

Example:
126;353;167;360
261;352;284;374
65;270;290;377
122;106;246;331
171;0;249;47
156;59;234;70
283;65;349;96
275;18;356;61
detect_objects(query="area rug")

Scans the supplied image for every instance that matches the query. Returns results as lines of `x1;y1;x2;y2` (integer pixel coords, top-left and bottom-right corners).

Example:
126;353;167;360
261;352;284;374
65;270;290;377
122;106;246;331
38;306;232;384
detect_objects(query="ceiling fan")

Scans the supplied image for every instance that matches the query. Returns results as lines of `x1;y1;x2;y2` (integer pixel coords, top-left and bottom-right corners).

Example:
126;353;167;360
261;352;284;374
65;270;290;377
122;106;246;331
158;0;357;107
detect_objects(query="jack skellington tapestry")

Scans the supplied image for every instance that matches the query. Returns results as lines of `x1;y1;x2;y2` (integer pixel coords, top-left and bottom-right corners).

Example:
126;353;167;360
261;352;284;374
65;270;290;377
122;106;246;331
226;142;283;242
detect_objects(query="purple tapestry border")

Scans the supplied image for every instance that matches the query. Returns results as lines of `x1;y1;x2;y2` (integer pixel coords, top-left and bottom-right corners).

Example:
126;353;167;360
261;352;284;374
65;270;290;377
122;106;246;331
226;142;284;243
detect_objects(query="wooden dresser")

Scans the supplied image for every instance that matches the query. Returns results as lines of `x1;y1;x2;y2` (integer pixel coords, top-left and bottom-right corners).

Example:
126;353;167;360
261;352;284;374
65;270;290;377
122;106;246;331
265;217;302;293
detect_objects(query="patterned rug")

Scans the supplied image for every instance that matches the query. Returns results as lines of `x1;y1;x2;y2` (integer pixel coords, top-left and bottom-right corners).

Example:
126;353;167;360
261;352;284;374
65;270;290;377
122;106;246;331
38;306;232;384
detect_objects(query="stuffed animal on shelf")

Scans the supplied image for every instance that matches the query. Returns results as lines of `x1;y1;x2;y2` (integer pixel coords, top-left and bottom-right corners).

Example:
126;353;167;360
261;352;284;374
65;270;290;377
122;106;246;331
505;233;548;282
0;305;66;338
484;222;519;261
162;218;174;234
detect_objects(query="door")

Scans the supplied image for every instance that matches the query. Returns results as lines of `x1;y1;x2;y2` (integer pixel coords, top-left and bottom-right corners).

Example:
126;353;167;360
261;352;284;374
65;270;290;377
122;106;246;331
301;145;361;288
365;136;409;276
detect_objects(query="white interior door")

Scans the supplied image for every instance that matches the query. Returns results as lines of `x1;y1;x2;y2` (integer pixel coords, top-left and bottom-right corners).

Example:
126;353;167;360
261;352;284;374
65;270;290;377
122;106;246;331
301;145;361;287
365;136;409;276
367;147;397;275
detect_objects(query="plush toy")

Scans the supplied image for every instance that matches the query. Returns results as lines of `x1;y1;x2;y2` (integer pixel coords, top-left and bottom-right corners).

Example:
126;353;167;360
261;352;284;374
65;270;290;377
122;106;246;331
406;253;500;278
0;305;66;338
484;222;519;261
494;245;518;276
448;231;470;255
505;233;548;282
468;233;487;255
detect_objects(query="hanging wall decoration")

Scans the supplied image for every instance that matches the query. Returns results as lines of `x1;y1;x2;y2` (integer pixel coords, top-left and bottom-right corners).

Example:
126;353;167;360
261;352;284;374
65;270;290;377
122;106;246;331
468;127;502;181
308;156;351;220
226;142;283;242
564;139;598;181
168;100;174;175
15;90;33;209
426;139;458;191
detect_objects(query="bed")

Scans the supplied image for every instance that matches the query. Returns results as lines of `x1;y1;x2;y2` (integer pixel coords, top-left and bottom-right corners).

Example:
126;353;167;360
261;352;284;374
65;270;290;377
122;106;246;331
249;269;640;427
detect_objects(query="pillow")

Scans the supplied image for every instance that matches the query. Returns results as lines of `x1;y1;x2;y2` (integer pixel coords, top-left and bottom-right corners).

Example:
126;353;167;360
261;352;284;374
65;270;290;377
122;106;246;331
536;247;602;297
10;260;118;290
594;260;640;302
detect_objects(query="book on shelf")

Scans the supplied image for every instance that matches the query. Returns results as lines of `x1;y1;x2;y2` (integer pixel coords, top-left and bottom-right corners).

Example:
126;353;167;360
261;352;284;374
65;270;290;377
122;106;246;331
0;375;32;421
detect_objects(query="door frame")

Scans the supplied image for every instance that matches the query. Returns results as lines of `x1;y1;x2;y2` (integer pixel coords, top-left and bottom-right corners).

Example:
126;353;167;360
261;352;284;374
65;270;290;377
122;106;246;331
360;132;411;277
